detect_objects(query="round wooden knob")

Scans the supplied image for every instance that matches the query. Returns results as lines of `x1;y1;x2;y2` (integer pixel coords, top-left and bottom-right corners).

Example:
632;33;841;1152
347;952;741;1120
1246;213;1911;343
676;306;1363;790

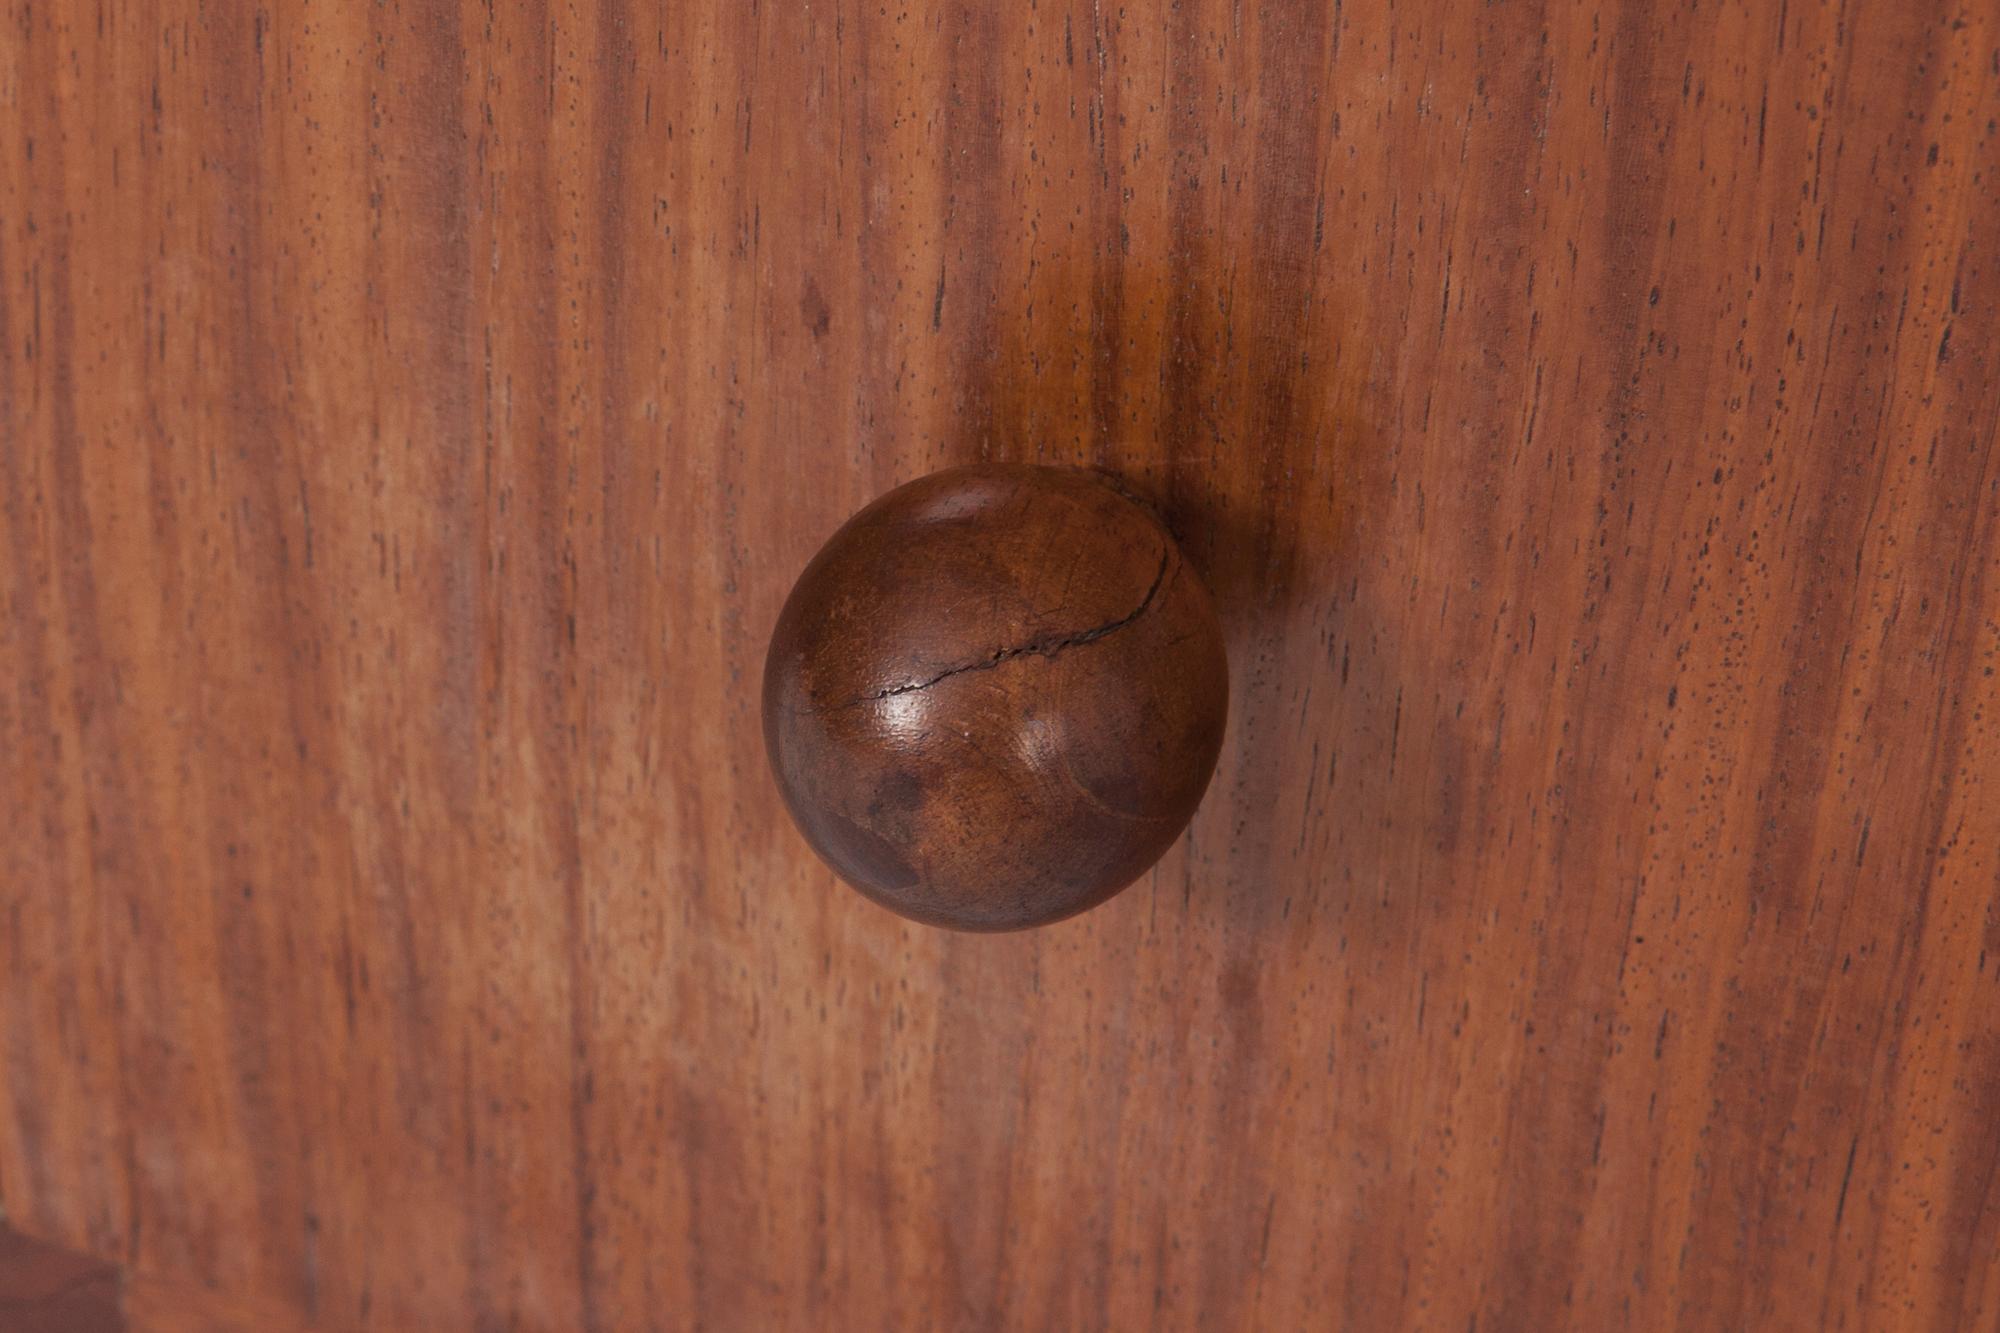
763;464;1229;931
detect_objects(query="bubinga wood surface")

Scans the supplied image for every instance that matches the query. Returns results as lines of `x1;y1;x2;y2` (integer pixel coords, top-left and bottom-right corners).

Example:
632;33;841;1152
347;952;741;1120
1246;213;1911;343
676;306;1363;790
4;0;1999;1328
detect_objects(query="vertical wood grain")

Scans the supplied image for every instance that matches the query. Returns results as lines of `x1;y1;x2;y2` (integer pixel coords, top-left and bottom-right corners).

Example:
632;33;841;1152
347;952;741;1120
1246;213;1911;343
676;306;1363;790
4;0;2000;1328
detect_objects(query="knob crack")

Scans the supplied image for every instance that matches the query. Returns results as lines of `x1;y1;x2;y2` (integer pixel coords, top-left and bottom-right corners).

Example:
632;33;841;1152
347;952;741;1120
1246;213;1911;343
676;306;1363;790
862;544;1175;704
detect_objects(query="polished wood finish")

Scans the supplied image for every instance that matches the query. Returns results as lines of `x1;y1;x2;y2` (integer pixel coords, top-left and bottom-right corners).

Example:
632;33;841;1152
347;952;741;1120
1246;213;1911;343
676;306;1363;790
765;464;1228;930
5;0;2000;1327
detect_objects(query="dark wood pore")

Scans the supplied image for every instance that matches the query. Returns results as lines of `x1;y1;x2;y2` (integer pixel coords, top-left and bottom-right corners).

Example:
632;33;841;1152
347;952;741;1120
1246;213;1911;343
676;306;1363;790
764;464;1229;931
4;0;1999;1328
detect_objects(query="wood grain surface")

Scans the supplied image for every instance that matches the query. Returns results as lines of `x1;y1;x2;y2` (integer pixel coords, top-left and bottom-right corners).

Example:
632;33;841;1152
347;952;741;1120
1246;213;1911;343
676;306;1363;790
4;0;2000;1328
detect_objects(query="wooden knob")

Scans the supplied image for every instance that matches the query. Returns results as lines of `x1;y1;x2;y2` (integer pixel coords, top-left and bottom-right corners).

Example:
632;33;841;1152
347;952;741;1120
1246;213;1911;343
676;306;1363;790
763;464;1229;931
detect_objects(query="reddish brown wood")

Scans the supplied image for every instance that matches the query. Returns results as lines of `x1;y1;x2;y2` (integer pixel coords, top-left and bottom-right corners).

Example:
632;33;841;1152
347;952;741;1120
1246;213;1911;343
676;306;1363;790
0;1225;122;1332
4;0;2000;1328
118;1273;307;1333
764;464;1228;930
0;1249;311;1333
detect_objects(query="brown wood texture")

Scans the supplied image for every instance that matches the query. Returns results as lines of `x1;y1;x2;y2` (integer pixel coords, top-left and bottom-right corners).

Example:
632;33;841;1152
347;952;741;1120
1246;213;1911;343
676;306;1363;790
120;1271;309;1333
4;0;2000;1328
0;1224;123;1332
